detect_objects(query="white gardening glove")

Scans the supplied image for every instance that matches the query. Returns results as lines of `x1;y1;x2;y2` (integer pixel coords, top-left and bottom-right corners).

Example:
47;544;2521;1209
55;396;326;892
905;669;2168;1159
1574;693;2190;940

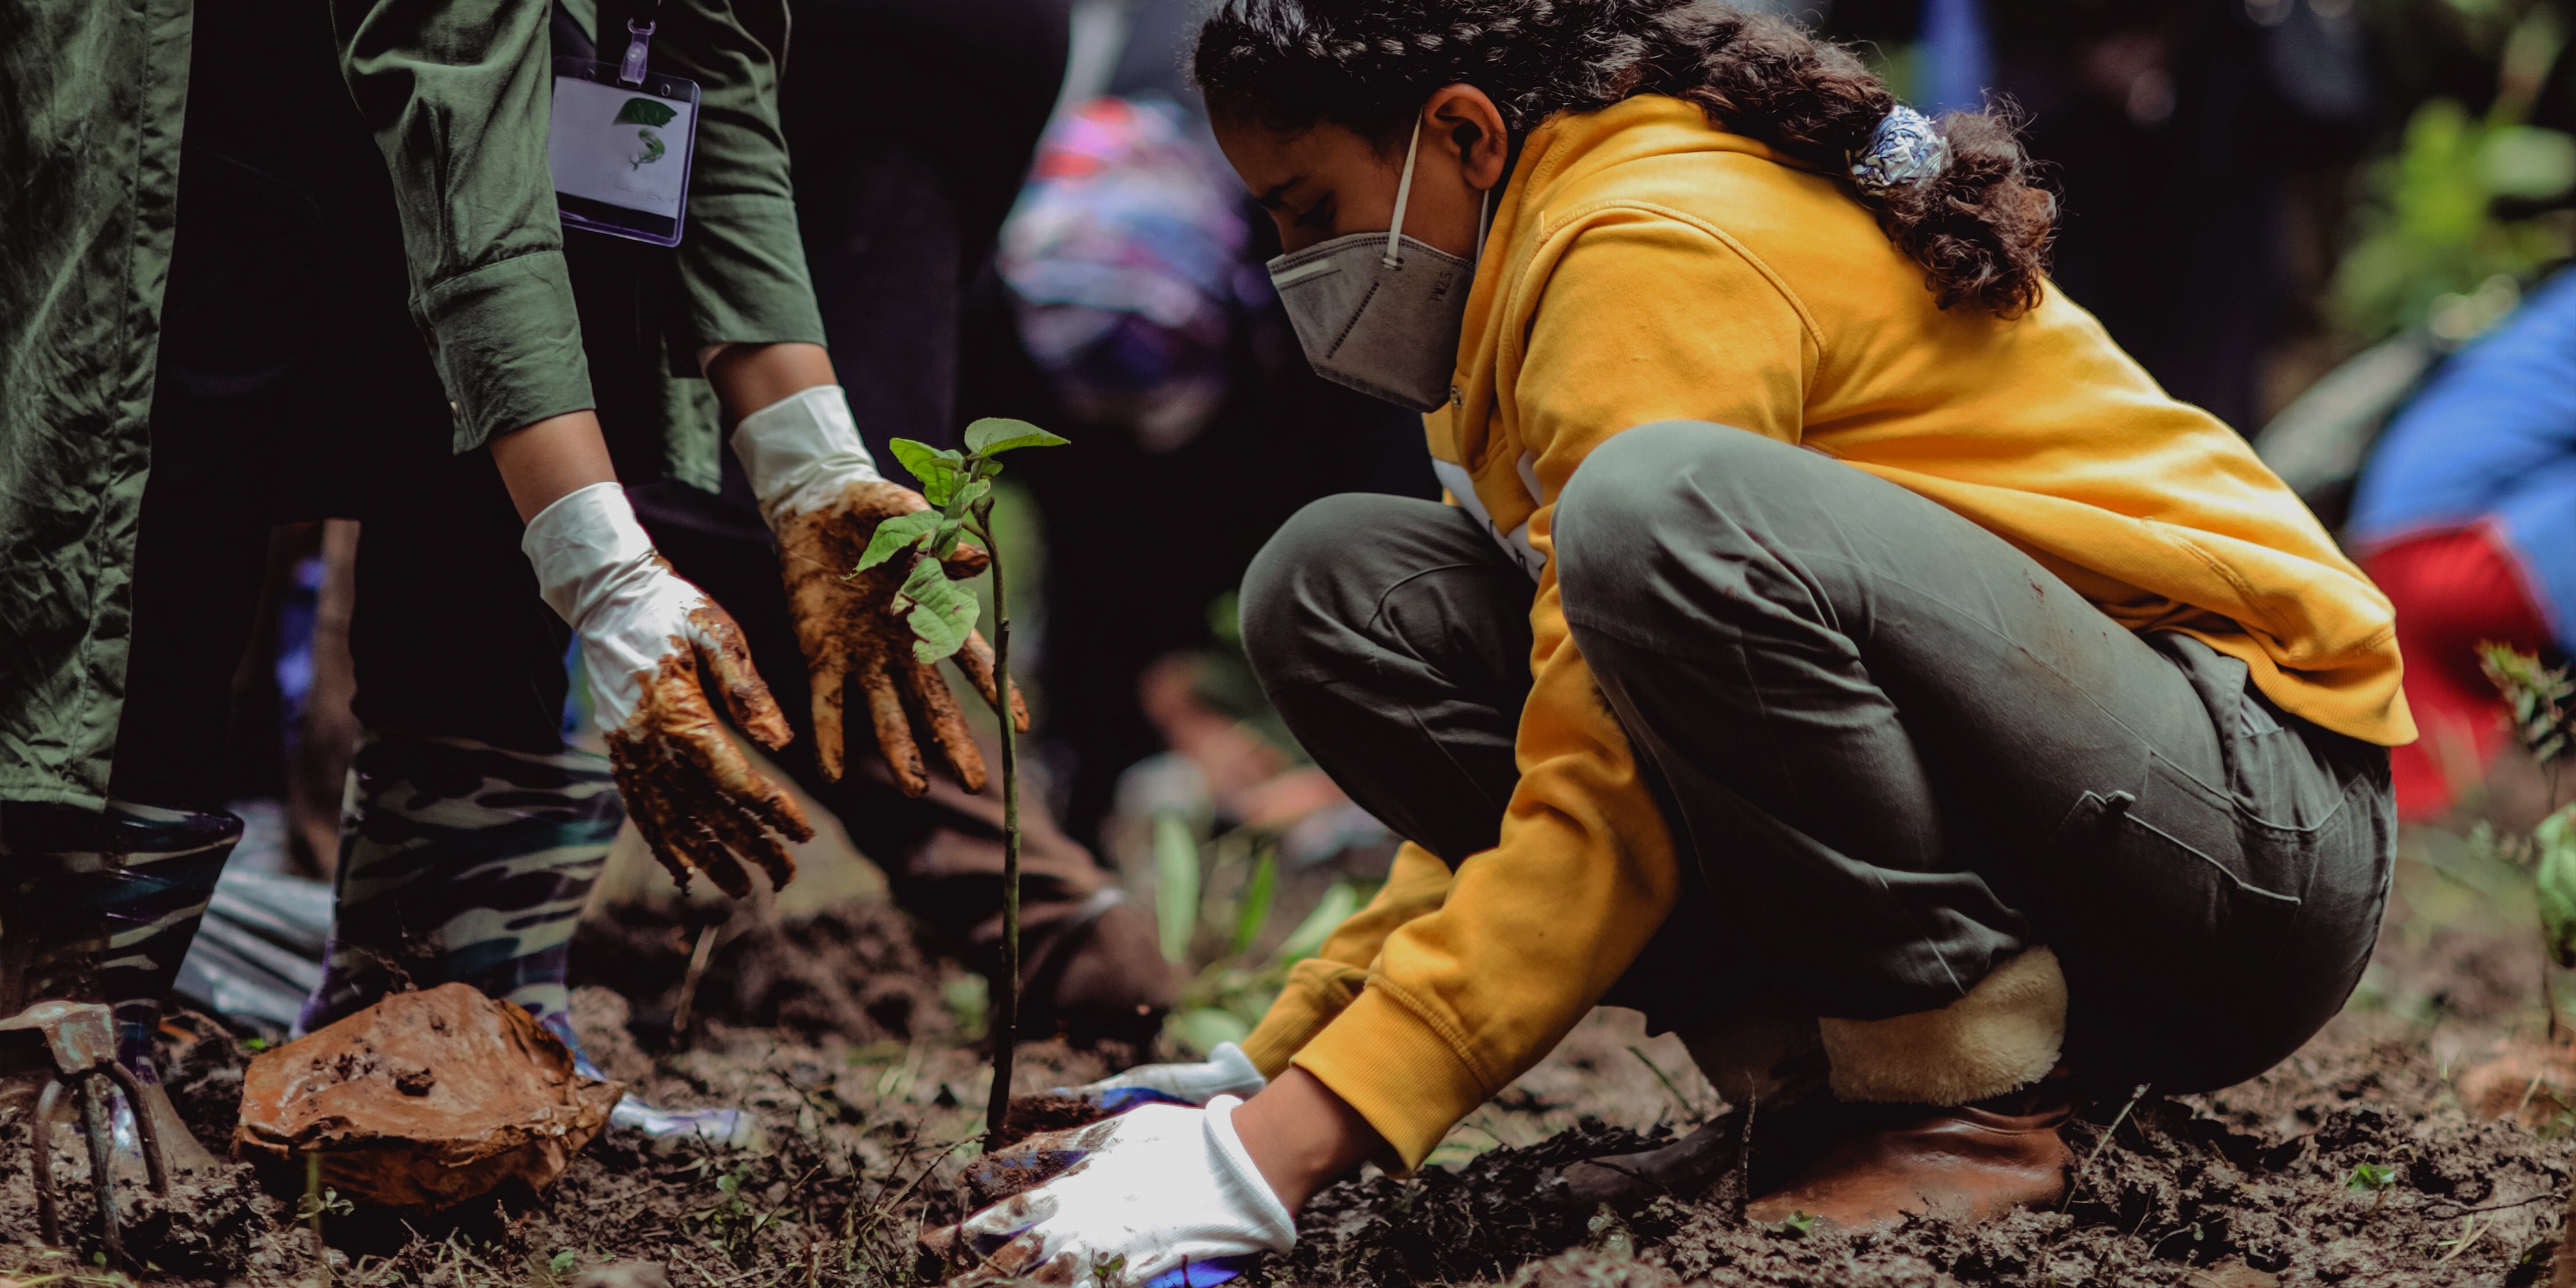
1064;1042;1268;1114
925;1097;1293;1288
524;482;814;896
731;386;1022;797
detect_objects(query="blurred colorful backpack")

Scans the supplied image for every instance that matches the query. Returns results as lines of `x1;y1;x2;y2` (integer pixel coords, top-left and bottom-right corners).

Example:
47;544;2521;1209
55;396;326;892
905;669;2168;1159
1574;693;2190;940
999;96;1261;452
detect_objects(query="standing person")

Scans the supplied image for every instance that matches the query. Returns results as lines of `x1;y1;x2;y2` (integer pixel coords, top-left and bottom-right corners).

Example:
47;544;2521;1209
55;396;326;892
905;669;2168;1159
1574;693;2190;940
0;0;956;1160
297;0;1173;1086
927;1;2407;1278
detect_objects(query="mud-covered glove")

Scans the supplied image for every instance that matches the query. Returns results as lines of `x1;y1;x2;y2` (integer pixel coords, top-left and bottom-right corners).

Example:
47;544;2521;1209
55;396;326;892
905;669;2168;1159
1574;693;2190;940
525;482;814;896
925;1097;1292;1288
1064;1042;1268;1114
733;386;1023;796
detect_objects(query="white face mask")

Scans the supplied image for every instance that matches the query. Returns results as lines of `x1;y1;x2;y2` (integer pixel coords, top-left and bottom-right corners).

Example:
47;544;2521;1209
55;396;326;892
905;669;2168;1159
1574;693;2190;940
1264;115;1490;413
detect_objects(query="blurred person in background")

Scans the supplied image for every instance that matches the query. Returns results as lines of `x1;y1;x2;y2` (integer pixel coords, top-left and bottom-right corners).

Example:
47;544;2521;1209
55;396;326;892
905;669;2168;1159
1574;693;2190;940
2346;266;2576;820
963;0;1438;854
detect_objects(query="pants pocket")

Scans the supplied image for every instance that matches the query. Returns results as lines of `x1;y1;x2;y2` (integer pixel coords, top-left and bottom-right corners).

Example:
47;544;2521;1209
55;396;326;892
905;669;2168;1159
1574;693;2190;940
2038;753;2345;1092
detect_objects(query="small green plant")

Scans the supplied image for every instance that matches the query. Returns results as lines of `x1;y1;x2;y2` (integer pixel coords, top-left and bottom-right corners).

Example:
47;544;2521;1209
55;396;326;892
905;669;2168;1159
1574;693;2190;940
297;1153;349;1286
1765;1210;1817;1239
2479;644;2576;1035
2347;1161;2398;1193
854;417;1066;1152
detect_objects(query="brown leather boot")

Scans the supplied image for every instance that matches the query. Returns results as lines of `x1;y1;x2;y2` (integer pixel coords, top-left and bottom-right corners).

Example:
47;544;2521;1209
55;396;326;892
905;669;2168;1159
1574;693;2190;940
1741;1093;2075;1231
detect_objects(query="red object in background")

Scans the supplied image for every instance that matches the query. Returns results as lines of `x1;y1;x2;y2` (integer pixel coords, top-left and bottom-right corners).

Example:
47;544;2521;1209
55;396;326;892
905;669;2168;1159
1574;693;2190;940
2361;524;2557;819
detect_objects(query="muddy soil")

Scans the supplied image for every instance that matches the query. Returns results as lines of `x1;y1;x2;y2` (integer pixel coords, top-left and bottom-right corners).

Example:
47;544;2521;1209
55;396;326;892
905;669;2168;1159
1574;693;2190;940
3;833;2571;1288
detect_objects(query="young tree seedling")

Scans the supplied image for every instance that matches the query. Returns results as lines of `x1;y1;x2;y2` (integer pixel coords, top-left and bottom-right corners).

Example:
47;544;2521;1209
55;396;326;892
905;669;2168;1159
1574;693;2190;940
853;417;1068;1151
2476;644;2576;1280
2478;645;2576;1036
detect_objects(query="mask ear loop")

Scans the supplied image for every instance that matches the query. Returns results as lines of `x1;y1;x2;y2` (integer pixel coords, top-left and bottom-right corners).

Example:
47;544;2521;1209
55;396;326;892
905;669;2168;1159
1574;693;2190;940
1475;185;1491;261
1385;113;1423;269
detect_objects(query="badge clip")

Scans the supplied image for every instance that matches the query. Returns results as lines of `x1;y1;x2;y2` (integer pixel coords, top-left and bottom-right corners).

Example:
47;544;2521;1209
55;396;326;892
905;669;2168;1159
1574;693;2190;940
618;18;655;86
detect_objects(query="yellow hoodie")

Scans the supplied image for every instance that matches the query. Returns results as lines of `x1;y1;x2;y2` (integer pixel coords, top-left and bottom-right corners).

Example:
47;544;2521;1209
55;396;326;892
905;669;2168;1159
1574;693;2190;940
1241;94;2412;1169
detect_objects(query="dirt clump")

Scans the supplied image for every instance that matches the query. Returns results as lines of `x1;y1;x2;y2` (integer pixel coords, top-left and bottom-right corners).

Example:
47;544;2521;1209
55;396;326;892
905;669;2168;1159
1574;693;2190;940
235;983;624;1211
1260;1121;1671;1286
991;1092;1113;1149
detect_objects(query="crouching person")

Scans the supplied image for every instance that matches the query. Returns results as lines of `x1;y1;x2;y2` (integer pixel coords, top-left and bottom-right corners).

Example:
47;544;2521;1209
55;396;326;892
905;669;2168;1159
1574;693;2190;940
927;1;2406;1280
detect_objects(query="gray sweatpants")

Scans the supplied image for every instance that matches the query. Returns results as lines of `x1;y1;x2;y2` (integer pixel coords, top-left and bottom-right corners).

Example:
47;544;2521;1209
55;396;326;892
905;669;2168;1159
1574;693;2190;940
1241;421;2393;1094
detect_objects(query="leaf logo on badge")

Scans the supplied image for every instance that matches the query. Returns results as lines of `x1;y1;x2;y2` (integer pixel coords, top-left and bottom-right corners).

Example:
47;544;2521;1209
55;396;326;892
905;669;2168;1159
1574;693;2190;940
613;98;675;171
614;97;677;127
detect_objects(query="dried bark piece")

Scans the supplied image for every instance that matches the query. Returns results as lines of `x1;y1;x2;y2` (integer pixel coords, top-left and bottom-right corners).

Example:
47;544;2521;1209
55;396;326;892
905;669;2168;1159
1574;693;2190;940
233;983;625;1211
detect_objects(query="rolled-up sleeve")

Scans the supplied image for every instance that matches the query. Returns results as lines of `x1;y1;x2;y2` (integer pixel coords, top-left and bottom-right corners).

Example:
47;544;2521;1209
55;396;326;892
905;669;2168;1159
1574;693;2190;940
334;0;594;450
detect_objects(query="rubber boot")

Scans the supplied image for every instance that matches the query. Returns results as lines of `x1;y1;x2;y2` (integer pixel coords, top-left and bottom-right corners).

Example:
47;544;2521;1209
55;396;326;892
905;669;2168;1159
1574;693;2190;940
298;732;755;1147
1;800;243;1171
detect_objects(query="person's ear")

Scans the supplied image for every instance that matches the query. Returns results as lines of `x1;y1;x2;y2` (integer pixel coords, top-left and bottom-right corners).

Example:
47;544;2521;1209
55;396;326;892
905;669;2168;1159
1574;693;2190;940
1423;83;1510;191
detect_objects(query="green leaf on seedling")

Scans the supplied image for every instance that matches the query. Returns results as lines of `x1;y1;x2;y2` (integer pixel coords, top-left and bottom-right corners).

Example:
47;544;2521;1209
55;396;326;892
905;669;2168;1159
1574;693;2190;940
963;418;1071;457
2482;643;2575;766
548;1251;580;1275
2537;804;2576;968
1229;851;1278;958
854;509;942;573
889;437;968;503
614;97;678;127
897;558;978;662
2348;1161;2397;1192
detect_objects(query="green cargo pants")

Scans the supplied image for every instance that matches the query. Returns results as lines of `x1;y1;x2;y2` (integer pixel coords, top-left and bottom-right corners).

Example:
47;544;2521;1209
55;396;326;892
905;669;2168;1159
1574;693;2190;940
1241;420;2394;1093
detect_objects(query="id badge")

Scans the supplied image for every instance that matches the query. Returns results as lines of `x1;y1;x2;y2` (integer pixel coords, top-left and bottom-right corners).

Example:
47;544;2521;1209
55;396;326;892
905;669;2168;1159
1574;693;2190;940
548;55;700;247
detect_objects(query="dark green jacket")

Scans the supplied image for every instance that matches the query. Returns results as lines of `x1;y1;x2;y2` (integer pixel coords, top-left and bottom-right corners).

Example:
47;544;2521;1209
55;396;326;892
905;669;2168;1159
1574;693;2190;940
1;0;823;808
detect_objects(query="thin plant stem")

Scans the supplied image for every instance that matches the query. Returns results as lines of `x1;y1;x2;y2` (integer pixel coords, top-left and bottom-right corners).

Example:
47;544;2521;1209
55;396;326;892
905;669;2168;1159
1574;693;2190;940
306;1152;329;1287
975;502;1022;1152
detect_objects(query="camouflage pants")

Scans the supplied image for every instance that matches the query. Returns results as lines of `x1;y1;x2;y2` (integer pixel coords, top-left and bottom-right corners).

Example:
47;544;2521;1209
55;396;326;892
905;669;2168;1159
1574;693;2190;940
297;732;623;1050
0;801;242;1079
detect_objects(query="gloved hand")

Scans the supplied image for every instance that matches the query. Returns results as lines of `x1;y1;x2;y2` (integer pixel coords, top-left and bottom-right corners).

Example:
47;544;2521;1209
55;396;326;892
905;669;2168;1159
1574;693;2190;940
733;385;1024;796
1064;1041;1268;1114
524;482;815;896
926;1097;1294;1288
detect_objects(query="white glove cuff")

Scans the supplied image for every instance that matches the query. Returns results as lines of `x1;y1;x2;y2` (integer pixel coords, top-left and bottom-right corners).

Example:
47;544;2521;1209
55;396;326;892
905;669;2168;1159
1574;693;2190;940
1201;1096;1298;1253
522;481;660;628
1204;1043;1269;1101
730;384;883;525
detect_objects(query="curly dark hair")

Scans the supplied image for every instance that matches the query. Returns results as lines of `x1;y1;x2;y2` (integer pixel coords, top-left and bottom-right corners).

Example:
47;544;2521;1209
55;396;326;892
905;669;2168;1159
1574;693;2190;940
1192;0;2055;316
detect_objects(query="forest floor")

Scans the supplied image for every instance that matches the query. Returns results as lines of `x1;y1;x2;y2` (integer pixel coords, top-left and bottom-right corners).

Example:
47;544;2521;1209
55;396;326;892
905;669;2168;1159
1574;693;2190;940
5;803;2576;1288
